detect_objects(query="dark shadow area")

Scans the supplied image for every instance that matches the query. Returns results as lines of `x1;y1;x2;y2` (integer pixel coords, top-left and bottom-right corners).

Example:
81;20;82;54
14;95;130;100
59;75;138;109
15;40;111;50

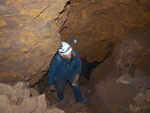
81;58;100;80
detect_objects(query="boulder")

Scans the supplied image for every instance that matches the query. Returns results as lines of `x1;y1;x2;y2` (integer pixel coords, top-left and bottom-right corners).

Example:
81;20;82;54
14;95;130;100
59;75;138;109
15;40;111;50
116;73;132;84
0;0;69;84
0;95;12;113
0;82;31;104
134;70;146;77
20;97;38;113
129;104;141;113
28;88;39;97
134;92;146;106
114;31;150;76
34;94;47;113
130;70;150;88
11;105;24;113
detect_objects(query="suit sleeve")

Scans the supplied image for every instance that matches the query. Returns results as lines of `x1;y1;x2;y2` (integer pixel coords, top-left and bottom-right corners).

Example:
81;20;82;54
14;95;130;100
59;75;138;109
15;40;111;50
74;50;82;75
48;56;58;85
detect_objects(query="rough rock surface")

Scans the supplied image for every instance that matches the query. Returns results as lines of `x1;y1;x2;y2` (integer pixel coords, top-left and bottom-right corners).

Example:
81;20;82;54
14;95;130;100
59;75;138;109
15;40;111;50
134;92;146;106
0;95;11;113
146;89;150;103
114;31;150;76
0;0;69;84
60;0;150;63
0;82;65;113
87;31;150;113
116;73;132;84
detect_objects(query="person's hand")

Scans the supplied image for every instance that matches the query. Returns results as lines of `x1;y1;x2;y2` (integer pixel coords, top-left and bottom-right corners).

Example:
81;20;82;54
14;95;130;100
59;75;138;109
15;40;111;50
50;85;56;92
75;74;80;80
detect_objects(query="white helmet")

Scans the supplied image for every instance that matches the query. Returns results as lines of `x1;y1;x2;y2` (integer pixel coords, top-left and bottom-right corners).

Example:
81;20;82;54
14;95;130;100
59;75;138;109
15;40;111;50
58;41;72;55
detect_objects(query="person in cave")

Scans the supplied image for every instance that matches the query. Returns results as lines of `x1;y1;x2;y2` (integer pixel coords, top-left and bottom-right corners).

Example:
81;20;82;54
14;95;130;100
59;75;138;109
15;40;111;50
48;41;86;105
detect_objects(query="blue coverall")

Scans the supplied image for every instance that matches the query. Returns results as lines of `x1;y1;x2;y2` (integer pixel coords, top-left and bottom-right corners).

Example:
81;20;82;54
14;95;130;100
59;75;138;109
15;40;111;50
48;50;84;103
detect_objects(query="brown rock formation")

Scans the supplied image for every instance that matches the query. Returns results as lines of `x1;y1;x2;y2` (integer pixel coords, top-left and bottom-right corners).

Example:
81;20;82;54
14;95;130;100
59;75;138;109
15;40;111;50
87;30;150;113
113;30;150;76
0;82;65;113
0;0;69;84
60;0;150;63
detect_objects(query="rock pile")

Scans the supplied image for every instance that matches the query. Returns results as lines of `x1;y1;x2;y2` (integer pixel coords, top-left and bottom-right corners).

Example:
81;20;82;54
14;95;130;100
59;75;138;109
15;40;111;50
0;82;64;113
116;70;150;113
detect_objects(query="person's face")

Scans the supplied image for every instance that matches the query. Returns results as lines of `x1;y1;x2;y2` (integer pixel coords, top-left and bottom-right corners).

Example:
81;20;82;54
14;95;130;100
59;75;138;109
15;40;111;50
64;52;72;59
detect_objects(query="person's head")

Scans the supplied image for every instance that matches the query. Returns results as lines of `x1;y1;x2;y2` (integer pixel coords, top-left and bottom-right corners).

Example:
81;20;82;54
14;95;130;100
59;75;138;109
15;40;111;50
58;41;72;59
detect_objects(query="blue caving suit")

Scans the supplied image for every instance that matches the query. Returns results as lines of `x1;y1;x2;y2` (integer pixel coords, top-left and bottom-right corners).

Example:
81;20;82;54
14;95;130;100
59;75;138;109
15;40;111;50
48;50;84;102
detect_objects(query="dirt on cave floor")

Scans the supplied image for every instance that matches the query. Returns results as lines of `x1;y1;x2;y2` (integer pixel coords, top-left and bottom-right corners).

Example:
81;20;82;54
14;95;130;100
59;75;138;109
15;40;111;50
42;60;150;113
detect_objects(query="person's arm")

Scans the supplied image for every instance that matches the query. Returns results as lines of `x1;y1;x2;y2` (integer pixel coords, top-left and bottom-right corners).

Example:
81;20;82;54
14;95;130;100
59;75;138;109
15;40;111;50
74;50;82;80
48;56;58;90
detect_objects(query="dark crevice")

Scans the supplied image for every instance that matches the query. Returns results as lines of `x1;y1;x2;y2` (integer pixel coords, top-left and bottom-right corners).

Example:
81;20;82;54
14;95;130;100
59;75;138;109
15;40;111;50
34;6;50;20
64;1;71;9
81;59;101;80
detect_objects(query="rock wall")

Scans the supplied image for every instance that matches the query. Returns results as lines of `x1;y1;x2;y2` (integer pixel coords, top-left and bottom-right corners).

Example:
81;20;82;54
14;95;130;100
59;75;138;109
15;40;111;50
114;30;150;76
0;0;69;84
60;0;150;63
88;30;150;113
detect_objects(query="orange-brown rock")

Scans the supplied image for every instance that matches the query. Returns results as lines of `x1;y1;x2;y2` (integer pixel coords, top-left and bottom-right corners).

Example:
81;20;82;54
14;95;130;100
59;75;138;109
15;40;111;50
0;0;69;84
60;0;150;63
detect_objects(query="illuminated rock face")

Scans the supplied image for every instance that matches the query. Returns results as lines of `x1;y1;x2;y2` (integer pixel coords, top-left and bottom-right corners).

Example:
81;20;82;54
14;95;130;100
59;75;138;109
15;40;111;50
60;0;150;63
0;0;150;84
0;0;69;84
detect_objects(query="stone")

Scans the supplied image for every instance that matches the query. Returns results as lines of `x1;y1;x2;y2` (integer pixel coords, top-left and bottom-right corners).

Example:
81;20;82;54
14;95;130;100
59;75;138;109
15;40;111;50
116;73;132;84
0;95;12;113
28;88;39;97
9;94;18;105
11;105;24;113
131;71;150;88
34;94;47;113
134;70;146;77
114;32;150;77
21;97;38;113
146;89;150;102
129;104;141;113
24;82;30;87
134;92;146;106
130;77;146;88
45;108;65;113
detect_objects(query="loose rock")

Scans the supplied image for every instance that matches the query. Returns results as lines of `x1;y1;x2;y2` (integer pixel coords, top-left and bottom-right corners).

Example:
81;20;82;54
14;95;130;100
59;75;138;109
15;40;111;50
116;73;132;84
146;89;150;103
21;97;38;113
0;95;11;113
134;92;146;106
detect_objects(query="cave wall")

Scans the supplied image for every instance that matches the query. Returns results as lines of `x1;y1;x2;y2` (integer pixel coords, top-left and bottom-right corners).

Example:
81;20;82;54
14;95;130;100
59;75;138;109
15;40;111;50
0;0;150;84
88;30;150;113
114;30;150;76
60;0;150;63
0;0;69;84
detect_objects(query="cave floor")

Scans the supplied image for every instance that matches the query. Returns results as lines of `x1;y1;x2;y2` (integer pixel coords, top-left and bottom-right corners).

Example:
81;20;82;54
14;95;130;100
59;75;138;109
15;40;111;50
44;75;149;113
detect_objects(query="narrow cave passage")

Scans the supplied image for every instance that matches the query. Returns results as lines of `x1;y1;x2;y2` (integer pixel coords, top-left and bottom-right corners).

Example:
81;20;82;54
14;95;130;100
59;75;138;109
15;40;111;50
32;57;103;113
